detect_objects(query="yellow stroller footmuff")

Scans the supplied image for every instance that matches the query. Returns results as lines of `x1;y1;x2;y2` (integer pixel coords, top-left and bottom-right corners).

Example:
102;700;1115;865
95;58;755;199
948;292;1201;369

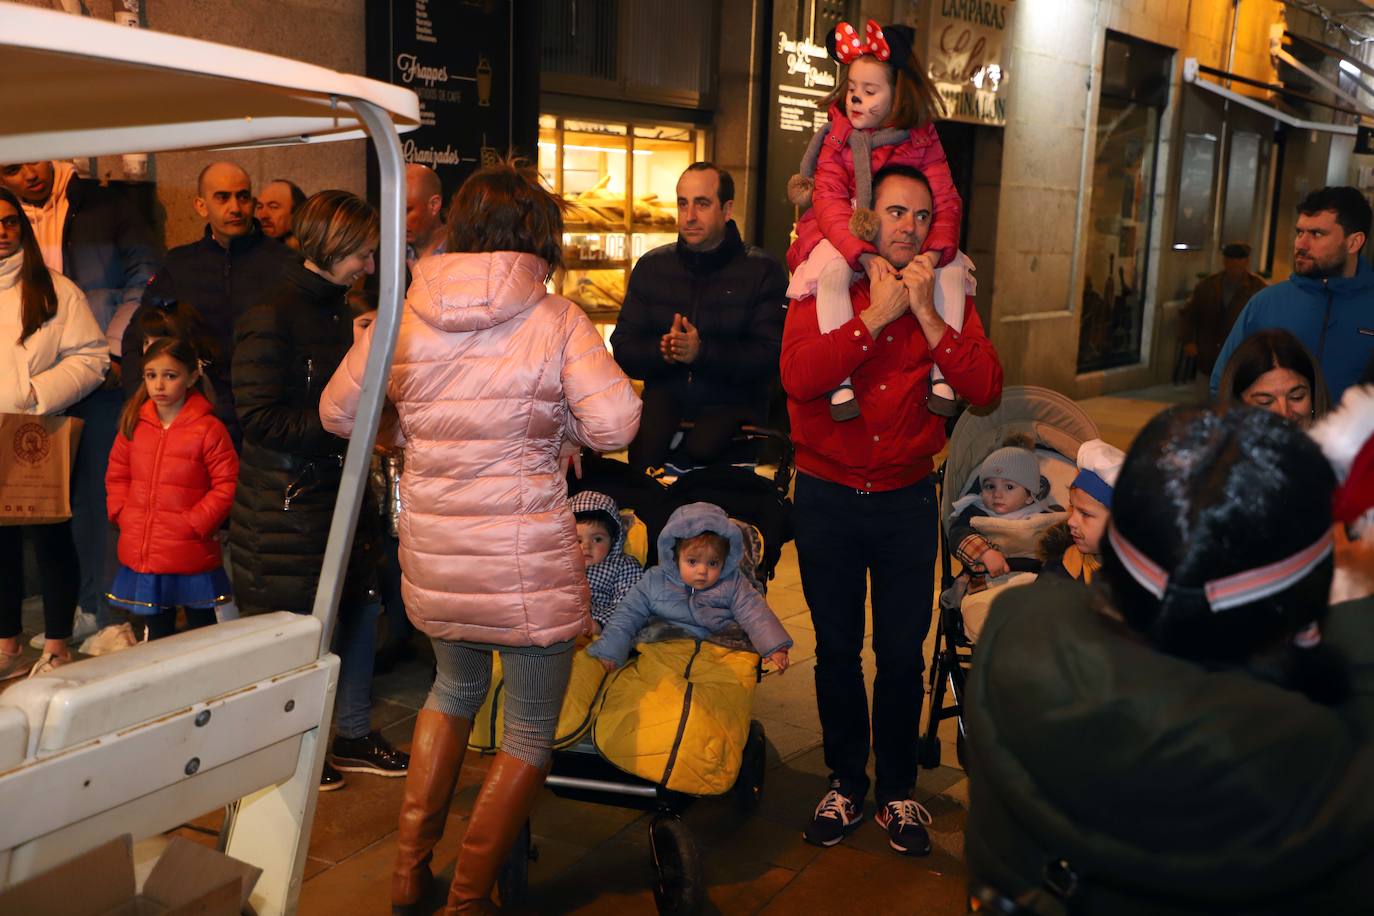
468;646;615;753
592;639;758;796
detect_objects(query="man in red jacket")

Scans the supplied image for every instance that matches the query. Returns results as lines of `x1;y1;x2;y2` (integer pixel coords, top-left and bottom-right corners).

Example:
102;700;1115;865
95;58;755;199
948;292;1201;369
782;163;1003;856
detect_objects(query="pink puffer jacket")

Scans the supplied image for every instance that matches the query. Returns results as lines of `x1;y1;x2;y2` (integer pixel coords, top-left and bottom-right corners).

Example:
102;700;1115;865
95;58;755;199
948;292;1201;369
320;251;642;646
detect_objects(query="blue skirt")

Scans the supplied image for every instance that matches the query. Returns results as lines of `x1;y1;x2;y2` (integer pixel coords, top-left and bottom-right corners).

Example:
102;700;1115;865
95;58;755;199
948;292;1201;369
107;566;233;615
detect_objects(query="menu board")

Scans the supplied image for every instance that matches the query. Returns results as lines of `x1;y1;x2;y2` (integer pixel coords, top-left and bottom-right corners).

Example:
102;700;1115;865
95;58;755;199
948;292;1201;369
759;0;846;264
365;0;539;202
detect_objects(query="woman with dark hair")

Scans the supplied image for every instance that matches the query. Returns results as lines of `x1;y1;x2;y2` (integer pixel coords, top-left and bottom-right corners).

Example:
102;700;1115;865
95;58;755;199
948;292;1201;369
231;190;407;791
321;160;641;914
0;188;108;679
1216;327;1330;429
964;406;1374;913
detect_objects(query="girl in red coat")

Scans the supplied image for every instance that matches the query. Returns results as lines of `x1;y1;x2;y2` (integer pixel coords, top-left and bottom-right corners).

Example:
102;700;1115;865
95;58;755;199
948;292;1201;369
786;19;972;421
106;335;238;639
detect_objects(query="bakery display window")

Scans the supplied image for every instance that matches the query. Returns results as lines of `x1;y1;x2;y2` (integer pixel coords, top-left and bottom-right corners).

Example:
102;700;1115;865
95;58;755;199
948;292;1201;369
538;114;707;323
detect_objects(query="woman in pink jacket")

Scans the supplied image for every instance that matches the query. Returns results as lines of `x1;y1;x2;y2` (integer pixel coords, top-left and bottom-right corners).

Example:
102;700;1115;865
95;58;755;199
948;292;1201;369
321;161;641;915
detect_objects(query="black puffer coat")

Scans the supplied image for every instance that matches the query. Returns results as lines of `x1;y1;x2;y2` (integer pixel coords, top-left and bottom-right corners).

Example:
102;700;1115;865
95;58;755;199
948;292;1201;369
966;576;1374;914
129;225;297;446
610;221;787;418
228;261;378;614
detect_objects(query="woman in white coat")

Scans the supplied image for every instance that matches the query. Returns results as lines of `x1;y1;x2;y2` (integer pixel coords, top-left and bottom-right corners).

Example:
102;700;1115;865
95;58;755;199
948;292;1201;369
0;188;108;679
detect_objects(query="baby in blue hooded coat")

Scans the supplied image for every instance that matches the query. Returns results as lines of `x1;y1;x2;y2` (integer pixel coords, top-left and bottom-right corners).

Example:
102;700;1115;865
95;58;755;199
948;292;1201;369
587;502;792;671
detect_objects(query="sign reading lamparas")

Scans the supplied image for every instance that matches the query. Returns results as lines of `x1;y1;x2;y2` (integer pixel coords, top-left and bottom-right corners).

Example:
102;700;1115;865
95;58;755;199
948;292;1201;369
924;0;1015;127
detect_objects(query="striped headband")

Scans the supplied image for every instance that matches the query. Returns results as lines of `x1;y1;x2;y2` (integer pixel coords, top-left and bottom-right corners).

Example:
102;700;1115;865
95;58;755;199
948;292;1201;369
1106;523;1334;613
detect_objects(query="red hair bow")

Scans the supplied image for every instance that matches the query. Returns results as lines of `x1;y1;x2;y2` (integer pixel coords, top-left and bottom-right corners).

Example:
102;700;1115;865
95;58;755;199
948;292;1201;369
833;19;890;64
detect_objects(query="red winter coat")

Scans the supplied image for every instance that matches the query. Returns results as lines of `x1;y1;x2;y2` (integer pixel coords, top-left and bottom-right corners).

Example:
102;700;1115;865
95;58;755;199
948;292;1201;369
106;391;238;574
781;283;1001;491
787;105;962;274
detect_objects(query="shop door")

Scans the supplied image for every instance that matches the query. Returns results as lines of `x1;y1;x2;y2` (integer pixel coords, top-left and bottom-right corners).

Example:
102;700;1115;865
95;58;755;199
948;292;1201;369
1076;32;1172;374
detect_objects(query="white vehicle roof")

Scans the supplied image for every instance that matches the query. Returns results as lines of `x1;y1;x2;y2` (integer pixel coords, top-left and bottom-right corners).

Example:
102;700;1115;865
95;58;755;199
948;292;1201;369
0;1;419;161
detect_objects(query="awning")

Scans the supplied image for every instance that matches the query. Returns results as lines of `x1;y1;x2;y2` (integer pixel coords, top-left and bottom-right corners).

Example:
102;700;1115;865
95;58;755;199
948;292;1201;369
1183;58;1359;136
0;1;420;162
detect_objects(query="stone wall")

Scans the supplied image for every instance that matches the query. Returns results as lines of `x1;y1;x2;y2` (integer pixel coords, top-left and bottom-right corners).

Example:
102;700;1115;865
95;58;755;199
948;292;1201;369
12;0;369;249
986;0;1350;396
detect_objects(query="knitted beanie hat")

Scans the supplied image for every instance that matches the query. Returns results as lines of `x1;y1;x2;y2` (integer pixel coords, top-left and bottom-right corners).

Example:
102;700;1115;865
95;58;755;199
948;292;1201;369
979;446;1041;495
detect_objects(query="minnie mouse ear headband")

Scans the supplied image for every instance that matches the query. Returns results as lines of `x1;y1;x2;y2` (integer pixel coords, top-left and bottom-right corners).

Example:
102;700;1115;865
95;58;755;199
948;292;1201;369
1072;439;1125;509
826;19;917;75
1310;384;1374;535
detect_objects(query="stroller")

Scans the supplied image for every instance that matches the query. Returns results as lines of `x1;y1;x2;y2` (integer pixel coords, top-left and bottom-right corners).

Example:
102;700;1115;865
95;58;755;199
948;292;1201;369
917;386;1099;773
493;426;794;915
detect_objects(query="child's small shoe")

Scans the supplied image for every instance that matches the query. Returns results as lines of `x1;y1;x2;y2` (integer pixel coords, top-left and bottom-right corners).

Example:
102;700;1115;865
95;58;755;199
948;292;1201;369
829;385;861;421
927;381;958;418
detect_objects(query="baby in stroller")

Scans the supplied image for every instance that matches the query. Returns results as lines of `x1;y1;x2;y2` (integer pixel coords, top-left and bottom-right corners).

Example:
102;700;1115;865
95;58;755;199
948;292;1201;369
588;501;792;671
571;490;644;633
949;435;1065;579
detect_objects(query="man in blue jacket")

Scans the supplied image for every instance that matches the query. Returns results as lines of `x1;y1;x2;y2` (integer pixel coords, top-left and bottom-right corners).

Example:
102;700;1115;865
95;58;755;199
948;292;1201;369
1211;186;1374;401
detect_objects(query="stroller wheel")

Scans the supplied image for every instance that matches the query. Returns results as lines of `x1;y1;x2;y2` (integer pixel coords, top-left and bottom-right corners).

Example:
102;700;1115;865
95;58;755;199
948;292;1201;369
649;815;704;915
732;721;767;814
496;818;533;908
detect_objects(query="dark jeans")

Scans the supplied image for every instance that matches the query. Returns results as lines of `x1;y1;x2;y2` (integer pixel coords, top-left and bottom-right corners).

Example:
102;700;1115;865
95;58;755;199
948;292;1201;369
0;523;79;641
793;473;937;806
69;387;124;628
332;601;382;740
628;386;755;471
144;605;218;640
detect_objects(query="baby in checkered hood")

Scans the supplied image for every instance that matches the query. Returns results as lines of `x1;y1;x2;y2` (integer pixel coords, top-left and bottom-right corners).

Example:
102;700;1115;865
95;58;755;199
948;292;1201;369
948;434;1063;578
571;490;643;633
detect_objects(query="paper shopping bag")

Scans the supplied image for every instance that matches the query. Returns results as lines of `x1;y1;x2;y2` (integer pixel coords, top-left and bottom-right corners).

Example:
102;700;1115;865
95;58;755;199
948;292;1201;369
0;413;84;525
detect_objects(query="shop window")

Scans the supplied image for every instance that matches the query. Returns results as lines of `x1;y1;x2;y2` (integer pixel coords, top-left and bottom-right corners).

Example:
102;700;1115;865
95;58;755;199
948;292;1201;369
541;0;618;81
1221;131;1265;251
539;0;717;107
1077;32;1172;374
540;114;706;336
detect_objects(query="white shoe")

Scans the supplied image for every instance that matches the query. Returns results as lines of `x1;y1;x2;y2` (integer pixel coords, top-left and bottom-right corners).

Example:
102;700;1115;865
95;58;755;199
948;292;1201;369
28;652;70;678
80;623;138;657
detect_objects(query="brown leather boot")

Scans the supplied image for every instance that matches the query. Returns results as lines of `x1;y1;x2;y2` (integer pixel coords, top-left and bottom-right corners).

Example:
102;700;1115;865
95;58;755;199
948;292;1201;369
391;710;472;916
441;752;546;914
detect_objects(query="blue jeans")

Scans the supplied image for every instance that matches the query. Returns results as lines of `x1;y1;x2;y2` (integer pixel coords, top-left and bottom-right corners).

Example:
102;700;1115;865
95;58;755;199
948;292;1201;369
69;387;124;628
331;601;381;740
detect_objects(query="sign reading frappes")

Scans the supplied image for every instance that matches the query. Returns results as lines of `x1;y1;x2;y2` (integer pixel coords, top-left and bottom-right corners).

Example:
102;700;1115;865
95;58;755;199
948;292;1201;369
365;0;531;200
923;0;1015;127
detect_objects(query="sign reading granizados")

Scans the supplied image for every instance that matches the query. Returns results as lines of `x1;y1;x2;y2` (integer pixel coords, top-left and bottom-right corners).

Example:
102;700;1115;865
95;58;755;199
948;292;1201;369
923;0;1015;127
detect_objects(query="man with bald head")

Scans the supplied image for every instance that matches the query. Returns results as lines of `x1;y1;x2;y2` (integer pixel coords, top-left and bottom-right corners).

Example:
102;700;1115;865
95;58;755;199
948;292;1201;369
405;163;446;269
125;160;298;446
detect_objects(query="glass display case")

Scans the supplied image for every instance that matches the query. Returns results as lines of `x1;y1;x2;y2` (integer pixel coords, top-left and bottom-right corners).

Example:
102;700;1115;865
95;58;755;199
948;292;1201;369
538;115;707;324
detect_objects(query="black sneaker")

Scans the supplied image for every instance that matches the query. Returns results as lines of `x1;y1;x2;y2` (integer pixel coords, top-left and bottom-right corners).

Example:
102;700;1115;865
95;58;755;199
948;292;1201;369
802;783;864;847
875;799;933;856
320;760;346;792
332;731;410;777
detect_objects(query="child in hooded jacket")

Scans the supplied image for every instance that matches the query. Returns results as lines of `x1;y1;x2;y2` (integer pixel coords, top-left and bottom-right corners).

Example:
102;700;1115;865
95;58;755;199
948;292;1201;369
786;18;968;420
587;502;792;670
106;336;238;640
571;489;643;632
